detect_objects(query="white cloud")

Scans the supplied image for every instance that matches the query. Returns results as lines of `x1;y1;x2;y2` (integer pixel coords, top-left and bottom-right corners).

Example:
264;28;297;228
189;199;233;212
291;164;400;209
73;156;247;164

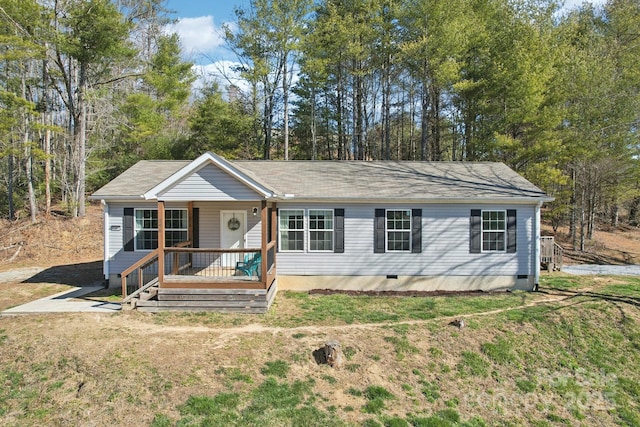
192;61;250;96
562;0;606;11
165;16;225;56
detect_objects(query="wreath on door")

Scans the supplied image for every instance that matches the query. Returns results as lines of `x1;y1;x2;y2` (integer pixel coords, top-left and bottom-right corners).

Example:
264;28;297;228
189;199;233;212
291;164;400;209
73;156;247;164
227;217;241;231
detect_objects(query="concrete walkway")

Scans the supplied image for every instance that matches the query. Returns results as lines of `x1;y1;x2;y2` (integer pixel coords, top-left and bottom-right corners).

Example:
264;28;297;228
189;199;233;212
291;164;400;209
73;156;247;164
2;286;121;315
562;264;640;276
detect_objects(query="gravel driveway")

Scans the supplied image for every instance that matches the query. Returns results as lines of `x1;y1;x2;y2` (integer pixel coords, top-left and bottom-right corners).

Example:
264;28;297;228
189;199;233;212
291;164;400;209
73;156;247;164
562;264;640;275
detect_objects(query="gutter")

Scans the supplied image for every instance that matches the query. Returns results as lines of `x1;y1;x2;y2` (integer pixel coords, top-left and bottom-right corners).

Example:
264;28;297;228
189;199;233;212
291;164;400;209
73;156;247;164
534;200;543;291
271;196;554;204
102;200;109;282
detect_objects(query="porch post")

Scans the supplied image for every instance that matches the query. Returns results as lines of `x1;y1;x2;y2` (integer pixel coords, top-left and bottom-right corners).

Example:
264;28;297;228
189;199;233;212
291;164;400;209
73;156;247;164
271;202;277;269
187;201;194;267
187;201;193;244
261;200;268;288
158;200;165;285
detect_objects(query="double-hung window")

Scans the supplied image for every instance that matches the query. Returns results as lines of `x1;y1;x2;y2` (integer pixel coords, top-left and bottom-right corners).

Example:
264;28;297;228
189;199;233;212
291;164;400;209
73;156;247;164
135;209;158;250
165;209;188;247
279;209;304;251
309;210;334;251
386;209;411;252
134;208;188;250
482;210;506;252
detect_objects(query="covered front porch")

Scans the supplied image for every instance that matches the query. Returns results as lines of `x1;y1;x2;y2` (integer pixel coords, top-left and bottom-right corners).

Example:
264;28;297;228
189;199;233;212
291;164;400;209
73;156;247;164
119;200;278;312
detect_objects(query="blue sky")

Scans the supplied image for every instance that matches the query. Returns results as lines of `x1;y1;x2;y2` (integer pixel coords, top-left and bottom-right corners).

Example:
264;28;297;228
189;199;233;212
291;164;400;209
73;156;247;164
165;1;250;21
164;0;253;89
165;0;250;61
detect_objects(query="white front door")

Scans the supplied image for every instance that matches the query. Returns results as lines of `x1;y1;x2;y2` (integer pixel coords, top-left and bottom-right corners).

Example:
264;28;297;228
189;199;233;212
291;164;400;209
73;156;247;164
220;211;246;267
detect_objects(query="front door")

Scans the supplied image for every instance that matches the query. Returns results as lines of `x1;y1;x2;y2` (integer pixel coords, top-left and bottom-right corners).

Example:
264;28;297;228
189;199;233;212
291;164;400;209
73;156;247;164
220;211;246;268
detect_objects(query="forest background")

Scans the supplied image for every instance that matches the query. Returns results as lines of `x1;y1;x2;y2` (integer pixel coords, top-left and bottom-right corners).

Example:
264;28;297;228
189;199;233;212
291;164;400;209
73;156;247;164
1;0;639;252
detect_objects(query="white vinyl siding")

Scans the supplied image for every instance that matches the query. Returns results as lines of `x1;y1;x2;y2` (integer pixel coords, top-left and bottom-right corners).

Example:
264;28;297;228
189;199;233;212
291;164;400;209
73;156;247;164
276;203;535;277
106;201;262;276
159;164;263;201
106;201;536;281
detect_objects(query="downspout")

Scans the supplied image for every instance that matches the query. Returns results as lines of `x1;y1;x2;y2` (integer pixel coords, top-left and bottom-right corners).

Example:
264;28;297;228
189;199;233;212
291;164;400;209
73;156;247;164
534;201;542;291
102;200;109;284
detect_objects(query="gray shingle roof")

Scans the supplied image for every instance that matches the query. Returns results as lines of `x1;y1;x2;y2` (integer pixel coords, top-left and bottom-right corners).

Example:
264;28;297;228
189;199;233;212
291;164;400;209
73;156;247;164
233;161;549;201
92;158;550;202
91;160;189;199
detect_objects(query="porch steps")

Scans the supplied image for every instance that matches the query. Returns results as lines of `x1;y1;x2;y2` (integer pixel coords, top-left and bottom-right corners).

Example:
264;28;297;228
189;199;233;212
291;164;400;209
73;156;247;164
134;282;277;314
139;287;158;301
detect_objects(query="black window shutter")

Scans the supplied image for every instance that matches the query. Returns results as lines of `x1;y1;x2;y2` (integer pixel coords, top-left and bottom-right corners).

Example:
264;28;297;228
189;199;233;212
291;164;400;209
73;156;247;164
276;208;279;252
192;208;199;248
374;209;385;253
470;209;481;253
411;209;422;253
123;208;134;252
334;209;345;253
507;209;517;253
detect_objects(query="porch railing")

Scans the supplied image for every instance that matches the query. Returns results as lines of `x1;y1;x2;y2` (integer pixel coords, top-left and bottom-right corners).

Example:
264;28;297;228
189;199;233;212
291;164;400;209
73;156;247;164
165;242;277;287
541;236;563;271
120;240;277;300
120;248;160;301
165;247;261;278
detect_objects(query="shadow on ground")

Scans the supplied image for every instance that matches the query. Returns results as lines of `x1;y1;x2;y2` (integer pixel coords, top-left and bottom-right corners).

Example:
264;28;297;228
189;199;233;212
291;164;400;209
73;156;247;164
540;287;640;308
22;261;103;287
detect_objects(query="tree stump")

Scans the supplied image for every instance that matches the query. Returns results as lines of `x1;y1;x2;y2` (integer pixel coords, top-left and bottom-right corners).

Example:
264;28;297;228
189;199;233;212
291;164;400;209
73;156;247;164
324;340;344;369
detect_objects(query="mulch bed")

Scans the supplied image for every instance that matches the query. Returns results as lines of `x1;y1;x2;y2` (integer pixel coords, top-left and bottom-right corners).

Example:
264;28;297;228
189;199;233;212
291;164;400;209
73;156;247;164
308;289;505;297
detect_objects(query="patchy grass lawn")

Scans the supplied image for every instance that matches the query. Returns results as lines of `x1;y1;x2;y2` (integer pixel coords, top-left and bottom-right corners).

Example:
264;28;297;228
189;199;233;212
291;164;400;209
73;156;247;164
0;273;639;426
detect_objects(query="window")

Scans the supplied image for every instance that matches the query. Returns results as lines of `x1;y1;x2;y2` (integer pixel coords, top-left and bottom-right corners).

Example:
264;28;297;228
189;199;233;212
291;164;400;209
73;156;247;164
165;209;188;247
279;209;304;251
309;209;334;251
134;209;187;250
386;209;411;252
135;209;158;250
482;210;506;252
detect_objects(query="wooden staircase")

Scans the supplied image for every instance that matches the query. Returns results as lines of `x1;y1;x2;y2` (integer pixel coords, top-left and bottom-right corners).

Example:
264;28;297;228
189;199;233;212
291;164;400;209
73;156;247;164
126;282;278;314
541;236;564;271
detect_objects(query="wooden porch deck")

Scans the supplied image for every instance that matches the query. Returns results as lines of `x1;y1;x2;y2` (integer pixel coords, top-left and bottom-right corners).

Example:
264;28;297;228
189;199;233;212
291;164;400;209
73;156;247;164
120;200;279;312
135;281;278;313
163;274;264;289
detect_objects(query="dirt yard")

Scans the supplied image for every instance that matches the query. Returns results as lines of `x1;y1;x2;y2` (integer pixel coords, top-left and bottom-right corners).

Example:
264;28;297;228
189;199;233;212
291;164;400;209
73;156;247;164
544;222;640;265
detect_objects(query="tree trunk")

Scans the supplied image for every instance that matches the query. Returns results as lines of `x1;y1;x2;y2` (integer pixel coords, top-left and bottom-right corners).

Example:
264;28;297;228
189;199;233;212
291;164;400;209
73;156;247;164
22;67;37;223
336;67;344;160
610;204;619;227
44;120;51;216
570;167;577;249
430;86;441;161
74;62;88;217
324;93;332;160
311;86;317;160
283;59;289;160
409;84;415;160
7;154;15;221
628;197;640;225
43;43;52;216
352;62;359;161
384;60;391;160
262;95;272;160
420;79;429;161
25;144;37;224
